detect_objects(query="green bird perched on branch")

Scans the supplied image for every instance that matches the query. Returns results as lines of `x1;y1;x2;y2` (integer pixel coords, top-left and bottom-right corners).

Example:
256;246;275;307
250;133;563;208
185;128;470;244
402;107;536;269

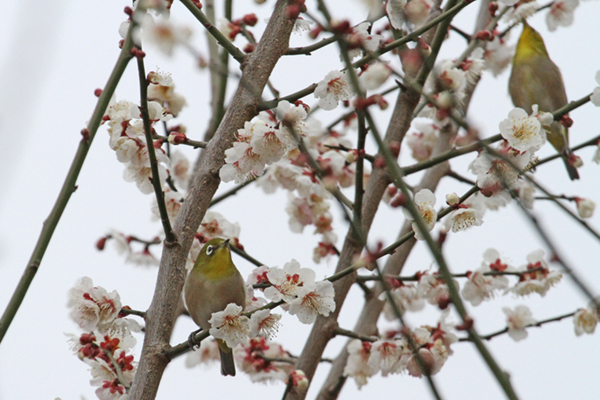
184;238;246;376
509;20;579;180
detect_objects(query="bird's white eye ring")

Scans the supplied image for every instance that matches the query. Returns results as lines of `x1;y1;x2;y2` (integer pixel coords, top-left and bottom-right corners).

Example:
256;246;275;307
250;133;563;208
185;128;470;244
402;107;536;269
206;245;214;255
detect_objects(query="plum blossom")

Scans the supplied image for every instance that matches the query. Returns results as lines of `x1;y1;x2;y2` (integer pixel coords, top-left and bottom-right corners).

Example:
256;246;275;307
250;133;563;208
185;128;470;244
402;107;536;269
208;303;250;348
417;273;459;306
509;250;562;297
379;281;425;319
249;120;292;164
406;121;439;161
444;204;484;233
575;198;595;219
470;147;532;195
484;35;515;76
198;211;241;243
169;150;190;189
368;340;403;376
402;189;437;240
244;285;268;312
503;305;536;341
150;189;183;221
573;307;598;336
344;339;377;388
591;71;600;107
504;2;539;24
234;337;294;383
68;277;122;332
264;259;316;303
185;338;220;368
404;0;434;27
461;249;510;306
499;107;545;152
546;0;579;31
386;0;407;29
460;47;486;85
518;180;536;209
288;281;336;324
220;141;265;183
345;22;383;60
314;70;355;111
360;62;392;91
249;309;281;340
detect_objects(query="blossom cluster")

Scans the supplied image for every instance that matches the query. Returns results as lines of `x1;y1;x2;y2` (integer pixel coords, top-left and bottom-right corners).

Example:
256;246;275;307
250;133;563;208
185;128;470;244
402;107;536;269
344;310;457;388
67;277;140;400
378;248;562;318
102;70;187;196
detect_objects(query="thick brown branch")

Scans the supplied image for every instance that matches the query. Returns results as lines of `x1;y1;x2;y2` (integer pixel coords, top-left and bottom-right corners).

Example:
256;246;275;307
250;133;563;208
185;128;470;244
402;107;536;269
127;2;296;399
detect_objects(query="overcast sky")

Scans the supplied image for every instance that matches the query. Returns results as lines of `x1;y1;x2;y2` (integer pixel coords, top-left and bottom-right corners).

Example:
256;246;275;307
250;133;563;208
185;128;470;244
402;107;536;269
1;0;599;399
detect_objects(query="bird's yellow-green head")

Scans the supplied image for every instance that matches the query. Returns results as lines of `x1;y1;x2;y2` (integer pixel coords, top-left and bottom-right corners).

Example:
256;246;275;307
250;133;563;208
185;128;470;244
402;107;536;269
514;21;549;62
191;238;236;279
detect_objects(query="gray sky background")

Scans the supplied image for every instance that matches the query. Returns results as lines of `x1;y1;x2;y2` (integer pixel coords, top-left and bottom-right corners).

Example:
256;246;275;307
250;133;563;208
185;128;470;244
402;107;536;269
1;0;599;399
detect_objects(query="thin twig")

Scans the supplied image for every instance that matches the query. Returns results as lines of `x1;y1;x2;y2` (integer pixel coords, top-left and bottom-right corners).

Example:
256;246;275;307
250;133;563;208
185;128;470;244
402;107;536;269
0;9;138;344
179;0;246;63
136;54;177;245
461;311;577;342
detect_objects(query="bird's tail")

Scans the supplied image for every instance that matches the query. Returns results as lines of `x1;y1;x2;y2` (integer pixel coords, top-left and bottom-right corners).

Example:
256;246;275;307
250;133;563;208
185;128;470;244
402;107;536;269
218;342;236;376
561;154;580;181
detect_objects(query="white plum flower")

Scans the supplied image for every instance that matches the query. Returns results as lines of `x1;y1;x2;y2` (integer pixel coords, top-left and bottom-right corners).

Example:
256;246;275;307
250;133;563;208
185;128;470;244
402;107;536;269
368;340;403;376
67;277;122;331
360;62;392;91
249;120;291;164
150;189;183;222
288;281;336;324
575;198;595;219
220;141;265;183
518;180;536;209
461;249;510;306
343;339;377;389
573;308;598;336
249;310;281;340
417;273;458;306
234;338;294;383
503;305;535;341
198;211;241;242
379;282;425;319
470;148;532;195
406;121;439;161
185;338;220;368
208;303;250;348
509;249;562;297
264;259;316;303
546;0;579;31
386;0;407;29
591;71;600;107
499;107;545;152
402;189;437;240
346;22;383;60
169;150;190;190
314;70;355;111
444;205;483;233
148;69;174;86
484;35;515;77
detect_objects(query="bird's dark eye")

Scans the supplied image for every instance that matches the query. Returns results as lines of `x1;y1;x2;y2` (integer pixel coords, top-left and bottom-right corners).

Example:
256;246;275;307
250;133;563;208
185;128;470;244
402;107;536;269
206;245;214;255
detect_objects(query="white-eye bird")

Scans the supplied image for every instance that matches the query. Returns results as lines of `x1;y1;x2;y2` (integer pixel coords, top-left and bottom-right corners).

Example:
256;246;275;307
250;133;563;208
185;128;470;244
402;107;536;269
508;20;579;180
184;238;246;376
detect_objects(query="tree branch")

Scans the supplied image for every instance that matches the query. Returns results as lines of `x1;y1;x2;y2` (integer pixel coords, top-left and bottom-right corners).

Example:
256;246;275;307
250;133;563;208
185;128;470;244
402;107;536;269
127;2;296;399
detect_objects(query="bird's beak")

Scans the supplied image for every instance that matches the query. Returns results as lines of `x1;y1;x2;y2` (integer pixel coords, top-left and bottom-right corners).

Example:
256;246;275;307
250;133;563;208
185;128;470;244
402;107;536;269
220;239;230;249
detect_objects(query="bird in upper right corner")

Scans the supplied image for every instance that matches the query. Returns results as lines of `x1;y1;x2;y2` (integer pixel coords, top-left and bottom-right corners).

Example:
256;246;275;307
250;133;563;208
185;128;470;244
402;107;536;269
508;20;580;180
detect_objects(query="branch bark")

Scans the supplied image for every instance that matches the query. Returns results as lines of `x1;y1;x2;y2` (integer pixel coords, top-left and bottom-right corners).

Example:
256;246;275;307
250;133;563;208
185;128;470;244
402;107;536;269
282;5;451;398
127;2;295;399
